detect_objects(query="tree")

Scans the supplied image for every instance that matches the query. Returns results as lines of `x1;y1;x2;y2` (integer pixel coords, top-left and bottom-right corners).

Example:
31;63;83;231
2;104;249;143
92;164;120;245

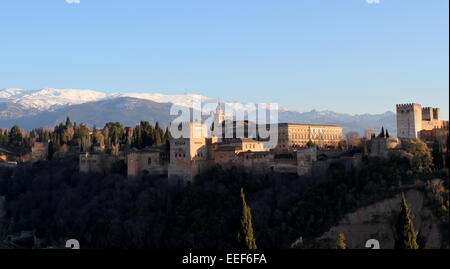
395;194;419;249
385;129;390;138
48;141;54;161
8;125;23;146
432;140;444;169
237;188;257;249
65;117;72;129
363;142;369;160
400;139;433;173
378;127;385;138
306;140;316;148
346;131;361;149
337;232;346;249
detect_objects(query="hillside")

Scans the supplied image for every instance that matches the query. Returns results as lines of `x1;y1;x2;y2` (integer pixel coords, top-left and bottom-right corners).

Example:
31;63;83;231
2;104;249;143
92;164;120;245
314;188;446;249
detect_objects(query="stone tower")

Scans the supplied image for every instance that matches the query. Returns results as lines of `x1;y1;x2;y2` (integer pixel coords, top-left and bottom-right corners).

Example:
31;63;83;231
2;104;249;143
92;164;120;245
214;102;225;125
396;103;423;139
168;122;209;186
213;102;226;138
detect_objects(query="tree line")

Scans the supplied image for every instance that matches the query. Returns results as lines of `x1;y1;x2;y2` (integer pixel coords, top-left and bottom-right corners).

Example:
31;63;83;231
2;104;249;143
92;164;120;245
0;117;172;158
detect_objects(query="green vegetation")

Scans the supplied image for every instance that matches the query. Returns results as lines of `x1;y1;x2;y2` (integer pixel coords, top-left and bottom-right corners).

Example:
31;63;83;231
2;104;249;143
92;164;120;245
399;139;433;174
395;194;419;249
1;117;171;162
237;188;257;250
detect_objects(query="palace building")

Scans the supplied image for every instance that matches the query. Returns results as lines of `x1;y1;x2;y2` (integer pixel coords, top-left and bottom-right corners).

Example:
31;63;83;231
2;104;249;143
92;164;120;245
274;123;343;153
80;103;346;186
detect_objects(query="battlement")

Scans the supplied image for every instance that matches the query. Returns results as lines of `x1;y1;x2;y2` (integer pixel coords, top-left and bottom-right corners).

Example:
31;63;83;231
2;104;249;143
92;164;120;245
396;103;445;139
422;107;441;121
422;107;433;121
433;108;440;121
396;103;420;112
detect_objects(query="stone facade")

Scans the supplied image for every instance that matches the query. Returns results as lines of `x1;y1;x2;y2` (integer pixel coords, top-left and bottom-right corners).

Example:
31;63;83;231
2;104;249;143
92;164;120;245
369;137;401;158
127;148;169;178
419;127;449;145
297;147;317;176
274;123;343;153
168;122;211;185
396;103;448;139
79;152;124;175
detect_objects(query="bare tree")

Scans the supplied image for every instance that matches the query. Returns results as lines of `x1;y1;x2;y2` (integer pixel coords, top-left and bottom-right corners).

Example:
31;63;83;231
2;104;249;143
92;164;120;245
346;131;361;149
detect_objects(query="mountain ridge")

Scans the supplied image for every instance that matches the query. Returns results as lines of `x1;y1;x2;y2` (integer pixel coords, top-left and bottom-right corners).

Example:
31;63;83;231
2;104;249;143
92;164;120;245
0;88;397;135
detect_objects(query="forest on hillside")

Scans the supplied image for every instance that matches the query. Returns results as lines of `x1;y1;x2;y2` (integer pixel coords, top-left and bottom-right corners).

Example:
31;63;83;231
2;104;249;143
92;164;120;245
0;139;448;249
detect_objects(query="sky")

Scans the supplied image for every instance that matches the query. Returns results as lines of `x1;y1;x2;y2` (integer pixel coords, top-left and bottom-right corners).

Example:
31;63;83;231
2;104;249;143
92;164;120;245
0;0;448;117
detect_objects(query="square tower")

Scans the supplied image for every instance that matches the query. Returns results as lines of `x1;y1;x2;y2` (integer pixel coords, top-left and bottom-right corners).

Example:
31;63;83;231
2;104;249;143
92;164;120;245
168;122;210;186
396;104;423;139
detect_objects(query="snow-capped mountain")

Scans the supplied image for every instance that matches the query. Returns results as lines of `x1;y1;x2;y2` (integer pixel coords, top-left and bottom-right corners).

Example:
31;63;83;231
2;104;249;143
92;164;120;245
0;88;216;112
0;88;109;111
0;88;397;134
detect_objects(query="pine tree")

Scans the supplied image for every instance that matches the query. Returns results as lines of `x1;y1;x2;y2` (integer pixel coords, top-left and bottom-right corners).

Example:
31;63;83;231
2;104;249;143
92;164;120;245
395;194;419;249
65;117;72;128
8;125;23;146
337;232;346;249
237;188;257;249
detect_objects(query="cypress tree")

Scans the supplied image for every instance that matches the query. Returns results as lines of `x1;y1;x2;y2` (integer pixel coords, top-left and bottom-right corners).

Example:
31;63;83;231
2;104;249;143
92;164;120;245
337;232;346;249
386;129;390;138
395;194;419;249
363;142;369;159
379;127;385;138
237;188;257;250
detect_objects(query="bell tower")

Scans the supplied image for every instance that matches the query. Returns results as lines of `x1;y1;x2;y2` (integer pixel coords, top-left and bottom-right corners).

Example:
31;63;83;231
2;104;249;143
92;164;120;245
214;102;225;125
212;102;225;138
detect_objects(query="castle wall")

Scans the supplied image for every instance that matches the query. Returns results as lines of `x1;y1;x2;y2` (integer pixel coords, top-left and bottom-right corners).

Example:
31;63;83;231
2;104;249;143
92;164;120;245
79;153;117;175
127;151;168;178
397;104;447;140
238;151;274;174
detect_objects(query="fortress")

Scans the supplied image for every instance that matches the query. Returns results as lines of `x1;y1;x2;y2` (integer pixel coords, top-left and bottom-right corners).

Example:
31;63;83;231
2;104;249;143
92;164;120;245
80;104;346;186
396;103;448;141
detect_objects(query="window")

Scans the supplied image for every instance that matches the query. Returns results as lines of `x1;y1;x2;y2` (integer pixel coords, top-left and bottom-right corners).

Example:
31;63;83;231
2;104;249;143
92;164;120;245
148;158;152;165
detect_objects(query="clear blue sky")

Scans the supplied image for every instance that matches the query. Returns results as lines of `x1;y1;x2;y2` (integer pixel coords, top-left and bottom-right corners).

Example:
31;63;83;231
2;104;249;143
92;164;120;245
0;0;448;117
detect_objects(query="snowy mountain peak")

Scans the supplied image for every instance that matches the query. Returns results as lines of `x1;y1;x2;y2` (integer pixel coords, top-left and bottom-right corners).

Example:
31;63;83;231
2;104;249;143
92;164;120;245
0;88;109;111
0;88;220;112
